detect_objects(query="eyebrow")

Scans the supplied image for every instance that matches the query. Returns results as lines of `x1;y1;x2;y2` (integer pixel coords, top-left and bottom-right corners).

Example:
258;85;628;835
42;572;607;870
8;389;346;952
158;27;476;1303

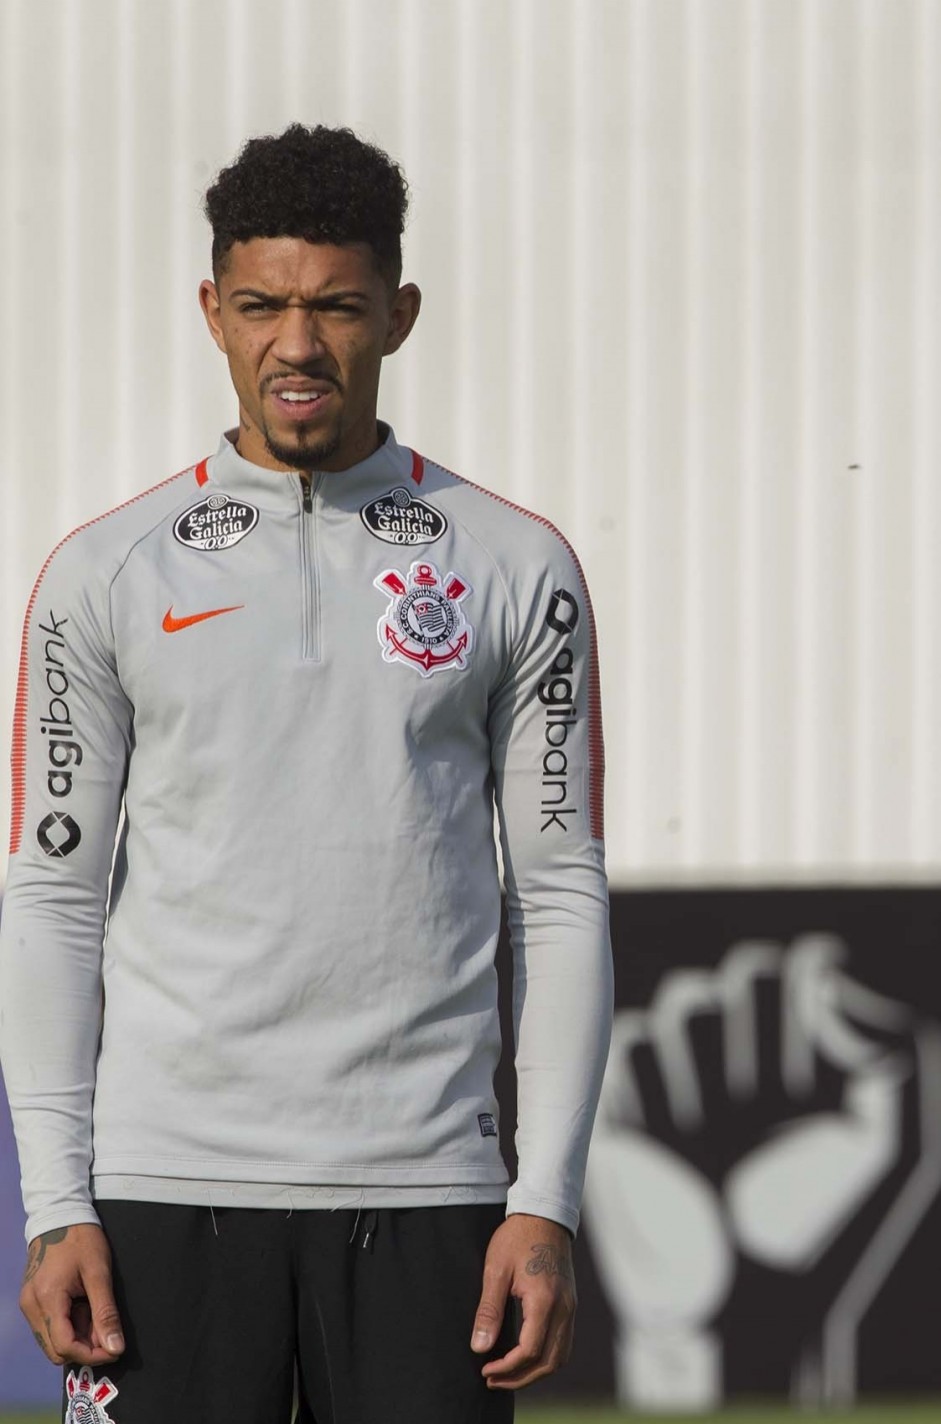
228;288;372;305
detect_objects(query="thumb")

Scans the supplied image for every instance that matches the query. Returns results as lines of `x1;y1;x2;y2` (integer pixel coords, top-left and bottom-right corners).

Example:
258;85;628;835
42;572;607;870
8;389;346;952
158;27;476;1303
471;1261;510;1354
86;1274;125;1357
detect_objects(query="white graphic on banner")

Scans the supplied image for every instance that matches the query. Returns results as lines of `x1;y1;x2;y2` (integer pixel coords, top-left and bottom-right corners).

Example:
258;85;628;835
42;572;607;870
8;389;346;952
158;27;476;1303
582;936;941;1411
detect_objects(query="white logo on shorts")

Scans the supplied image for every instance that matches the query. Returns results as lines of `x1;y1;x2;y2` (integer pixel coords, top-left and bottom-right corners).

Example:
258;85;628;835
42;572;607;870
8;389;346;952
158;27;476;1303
65;1366;119;1424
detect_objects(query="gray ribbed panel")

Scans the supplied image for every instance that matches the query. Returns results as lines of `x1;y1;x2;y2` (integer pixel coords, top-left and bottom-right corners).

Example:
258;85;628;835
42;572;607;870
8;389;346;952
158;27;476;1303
0;0;937;886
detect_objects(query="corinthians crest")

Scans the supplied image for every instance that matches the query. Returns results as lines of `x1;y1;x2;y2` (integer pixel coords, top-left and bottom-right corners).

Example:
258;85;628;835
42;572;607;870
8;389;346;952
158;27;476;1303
374;560;474;677
65;1367;119;1424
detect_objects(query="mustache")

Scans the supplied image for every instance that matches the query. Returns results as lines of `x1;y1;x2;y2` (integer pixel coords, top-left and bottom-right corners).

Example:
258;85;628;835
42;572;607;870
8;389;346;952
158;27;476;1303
262;370;342;393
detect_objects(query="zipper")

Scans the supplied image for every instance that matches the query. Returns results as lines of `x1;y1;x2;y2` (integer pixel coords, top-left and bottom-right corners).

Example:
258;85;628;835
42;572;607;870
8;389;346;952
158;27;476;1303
298;472;323;661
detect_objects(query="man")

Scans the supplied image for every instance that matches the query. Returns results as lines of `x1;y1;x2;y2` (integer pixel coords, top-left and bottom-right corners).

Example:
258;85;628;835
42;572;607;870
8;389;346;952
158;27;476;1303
0;124;612;1423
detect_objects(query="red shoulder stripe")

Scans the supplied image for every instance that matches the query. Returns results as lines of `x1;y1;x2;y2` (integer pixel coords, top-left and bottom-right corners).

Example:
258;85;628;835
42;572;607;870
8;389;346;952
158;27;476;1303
9;460;206;855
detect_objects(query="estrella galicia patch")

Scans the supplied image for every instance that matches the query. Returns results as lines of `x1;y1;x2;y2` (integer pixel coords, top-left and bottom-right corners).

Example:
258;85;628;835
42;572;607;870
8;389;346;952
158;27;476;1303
360;487;448;546
65;1366;119;1424
375;560;474;677
37;811;81;858
173;493;259;552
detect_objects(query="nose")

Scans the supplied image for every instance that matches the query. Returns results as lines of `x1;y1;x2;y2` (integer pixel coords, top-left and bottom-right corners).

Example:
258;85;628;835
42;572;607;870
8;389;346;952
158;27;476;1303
271;305;328;368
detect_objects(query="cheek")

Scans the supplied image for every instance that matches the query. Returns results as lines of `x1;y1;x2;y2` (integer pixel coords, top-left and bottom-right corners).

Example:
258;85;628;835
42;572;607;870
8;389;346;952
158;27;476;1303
226;341;262;390
341;339;385;390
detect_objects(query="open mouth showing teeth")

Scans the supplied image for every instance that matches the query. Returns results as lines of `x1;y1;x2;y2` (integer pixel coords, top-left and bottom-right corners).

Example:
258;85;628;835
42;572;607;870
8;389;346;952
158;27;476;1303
276;390;325;403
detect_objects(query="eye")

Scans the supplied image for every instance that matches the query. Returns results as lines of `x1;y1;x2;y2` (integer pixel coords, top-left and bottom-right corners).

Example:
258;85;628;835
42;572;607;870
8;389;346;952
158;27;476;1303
235;297;287;315
324;300;367;317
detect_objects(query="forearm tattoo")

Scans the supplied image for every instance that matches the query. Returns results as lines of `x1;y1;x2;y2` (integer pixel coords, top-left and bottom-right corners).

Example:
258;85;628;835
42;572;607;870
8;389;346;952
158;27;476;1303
525;1241;574;1281
23;1225;71;1284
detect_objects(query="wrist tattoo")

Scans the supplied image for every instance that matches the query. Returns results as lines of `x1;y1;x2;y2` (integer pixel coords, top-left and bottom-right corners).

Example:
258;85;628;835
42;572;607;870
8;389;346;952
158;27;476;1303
23;1225;71;1284
525;1241;574;1281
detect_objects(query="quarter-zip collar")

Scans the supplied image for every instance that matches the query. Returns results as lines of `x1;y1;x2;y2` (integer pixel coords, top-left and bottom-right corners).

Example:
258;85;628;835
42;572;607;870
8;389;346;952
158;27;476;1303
202;422;420;512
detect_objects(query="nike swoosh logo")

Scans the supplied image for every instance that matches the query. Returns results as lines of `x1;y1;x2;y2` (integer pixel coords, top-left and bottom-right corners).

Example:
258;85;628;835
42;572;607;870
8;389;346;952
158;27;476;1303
162;604;244;633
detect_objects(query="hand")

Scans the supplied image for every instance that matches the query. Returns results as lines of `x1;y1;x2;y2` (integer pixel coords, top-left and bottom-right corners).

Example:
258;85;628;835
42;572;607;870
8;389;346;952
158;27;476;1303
582;935;941;1409
20;1223;125;1367
470;1212;576;1390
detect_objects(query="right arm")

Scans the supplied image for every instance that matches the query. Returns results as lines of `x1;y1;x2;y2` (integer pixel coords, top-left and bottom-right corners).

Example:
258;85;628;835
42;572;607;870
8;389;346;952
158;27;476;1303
0;536;131;1358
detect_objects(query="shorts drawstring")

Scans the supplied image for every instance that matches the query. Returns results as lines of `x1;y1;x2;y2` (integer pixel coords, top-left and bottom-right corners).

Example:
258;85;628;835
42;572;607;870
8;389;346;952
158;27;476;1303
360;1208;379;1252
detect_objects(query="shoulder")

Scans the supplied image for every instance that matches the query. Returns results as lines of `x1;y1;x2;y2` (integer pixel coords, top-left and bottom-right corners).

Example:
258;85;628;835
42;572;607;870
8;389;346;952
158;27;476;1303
30;458;209;594
416;453;585;577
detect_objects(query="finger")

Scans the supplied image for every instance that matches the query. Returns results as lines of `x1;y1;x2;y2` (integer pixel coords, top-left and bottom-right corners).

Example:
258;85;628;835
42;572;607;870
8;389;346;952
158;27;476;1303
484;1299;570;1389
72;1296;119;1358
28;1316;66;1367
84;1268;125;1356
20;1285;68;1365
481;1289;552;1379
41;1293;78;1365
44;1290;121;1367
470;1259;511;1354
786;937;913;1076
650;971;716;1130
721;940;783;1099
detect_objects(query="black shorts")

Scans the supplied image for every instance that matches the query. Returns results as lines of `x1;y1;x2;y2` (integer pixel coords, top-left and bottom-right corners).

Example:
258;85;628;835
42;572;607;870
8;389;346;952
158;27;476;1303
65;1200;515;1424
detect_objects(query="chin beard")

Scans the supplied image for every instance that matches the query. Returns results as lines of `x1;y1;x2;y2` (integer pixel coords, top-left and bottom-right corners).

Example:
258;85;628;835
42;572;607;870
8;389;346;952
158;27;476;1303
264;425;342;472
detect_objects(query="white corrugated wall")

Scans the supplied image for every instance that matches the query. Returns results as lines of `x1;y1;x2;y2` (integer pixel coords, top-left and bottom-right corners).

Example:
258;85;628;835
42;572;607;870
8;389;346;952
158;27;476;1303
1;0;938;888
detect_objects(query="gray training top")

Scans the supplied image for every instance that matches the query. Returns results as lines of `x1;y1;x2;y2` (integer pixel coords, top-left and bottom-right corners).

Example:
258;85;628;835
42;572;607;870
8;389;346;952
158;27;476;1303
0;426;612;1243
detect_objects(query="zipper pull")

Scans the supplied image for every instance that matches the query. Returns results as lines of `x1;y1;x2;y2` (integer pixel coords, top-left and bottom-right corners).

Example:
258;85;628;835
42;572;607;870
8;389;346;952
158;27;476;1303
300;474;313;513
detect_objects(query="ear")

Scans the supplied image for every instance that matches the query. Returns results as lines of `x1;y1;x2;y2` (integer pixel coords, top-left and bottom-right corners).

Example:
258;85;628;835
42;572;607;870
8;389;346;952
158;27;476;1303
199;279;227;354
383;283;422;356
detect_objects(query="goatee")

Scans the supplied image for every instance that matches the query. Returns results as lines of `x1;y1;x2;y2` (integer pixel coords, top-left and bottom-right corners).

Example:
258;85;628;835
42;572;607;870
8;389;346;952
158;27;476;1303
264;427;342;473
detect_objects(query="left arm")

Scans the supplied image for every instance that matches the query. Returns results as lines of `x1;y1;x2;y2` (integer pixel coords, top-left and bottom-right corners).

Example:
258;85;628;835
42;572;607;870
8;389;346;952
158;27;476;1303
471;545;613;1387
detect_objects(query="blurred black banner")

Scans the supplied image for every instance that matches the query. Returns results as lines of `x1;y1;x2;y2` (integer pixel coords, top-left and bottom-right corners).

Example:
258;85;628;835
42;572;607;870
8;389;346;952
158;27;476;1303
497;887;941;1408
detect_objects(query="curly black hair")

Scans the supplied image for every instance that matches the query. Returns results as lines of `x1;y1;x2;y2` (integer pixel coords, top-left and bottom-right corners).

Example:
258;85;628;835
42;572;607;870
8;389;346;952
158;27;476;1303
204;123;409;286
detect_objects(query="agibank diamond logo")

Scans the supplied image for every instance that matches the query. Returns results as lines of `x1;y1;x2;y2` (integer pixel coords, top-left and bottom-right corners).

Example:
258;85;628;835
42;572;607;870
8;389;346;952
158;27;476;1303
374;560;474;677
65;1367;119;1424
37;810;82;858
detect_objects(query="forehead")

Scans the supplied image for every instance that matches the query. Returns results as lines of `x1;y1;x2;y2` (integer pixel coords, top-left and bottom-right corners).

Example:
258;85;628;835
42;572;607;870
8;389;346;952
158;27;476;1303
219;237;385;297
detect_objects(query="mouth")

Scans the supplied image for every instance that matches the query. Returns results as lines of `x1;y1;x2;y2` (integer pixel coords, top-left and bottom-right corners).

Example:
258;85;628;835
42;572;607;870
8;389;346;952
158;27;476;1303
266;378;338;422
